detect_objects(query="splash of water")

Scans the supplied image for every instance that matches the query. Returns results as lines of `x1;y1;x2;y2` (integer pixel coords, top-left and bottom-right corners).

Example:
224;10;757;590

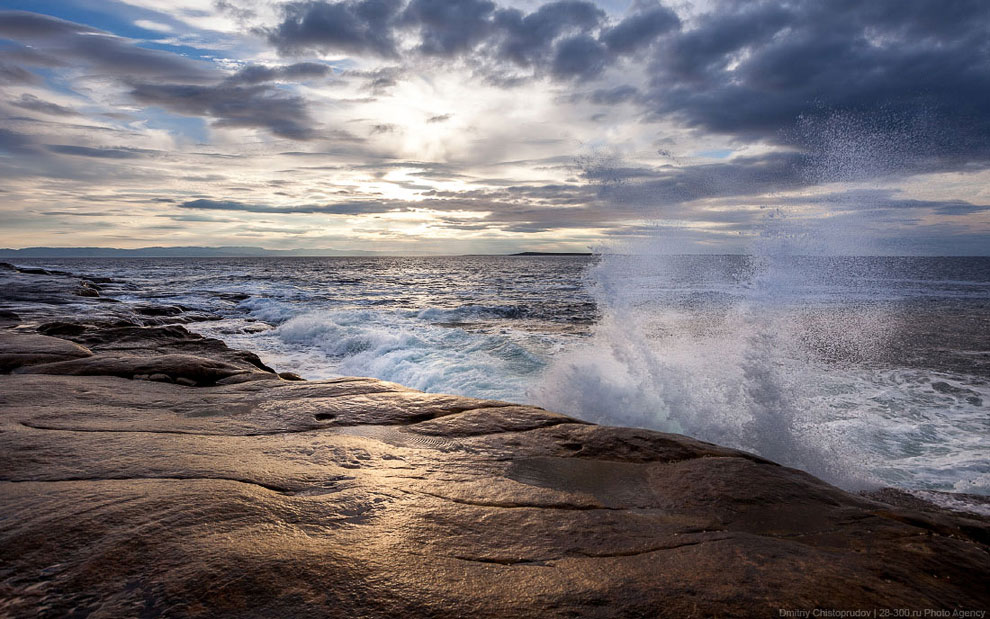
531;112;944;489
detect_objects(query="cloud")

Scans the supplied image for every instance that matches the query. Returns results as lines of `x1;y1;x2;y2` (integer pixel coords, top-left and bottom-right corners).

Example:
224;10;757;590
0;12;330;140
0;63;39;84
0;128;36;155
601;4;679;55
45;145;146;159
11;93;79;116
344;66;404;93
551;35;609;80
586;84;638;105
0;11;211;81
267;0;616;81
1;3;987;254
227;62;332;84
0;10;102;37
369;123;397;134
129;82;317;140
492;1;604;67
402;0;496;56
785;189;990;216
587;151;813;207
267;0;405;58
134;19;173;33
262;0;989;171
179;198;404;215
642;0;990;164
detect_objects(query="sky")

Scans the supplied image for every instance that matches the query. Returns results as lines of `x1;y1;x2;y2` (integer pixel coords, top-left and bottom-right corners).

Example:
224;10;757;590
0;0;988;255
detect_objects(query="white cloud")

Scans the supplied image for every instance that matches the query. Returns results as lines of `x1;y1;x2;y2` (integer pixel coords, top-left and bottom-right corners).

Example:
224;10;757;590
134;19;173;32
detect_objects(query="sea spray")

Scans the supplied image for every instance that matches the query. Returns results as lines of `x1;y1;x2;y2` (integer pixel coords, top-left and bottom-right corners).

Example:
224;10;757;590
530;250;875;487
530;112;947;488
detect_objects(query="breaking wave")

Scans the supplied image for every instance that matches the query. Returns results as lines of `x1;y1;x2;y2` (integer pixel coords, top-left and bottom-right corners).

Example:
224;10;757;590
531;114;989;491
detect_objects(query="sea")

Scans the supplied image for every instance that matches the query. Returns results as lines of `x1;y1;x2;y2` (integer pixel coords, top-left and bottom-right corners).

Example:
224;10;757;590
10;254;990;502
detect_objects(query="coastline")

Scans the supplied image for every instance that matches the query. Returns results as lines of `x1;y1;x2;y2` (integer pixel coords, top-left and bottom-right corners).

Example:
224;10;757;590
1;262;988;617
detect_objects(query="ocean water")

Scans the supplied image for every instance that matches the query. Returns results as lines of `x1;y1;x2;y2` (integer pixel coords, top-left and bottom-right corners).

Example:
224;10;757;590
11;255;990;498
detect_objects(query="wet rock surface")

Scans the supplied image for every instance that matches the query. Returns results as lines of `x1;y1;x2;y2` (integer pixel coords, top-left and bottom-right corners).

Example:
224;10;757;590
1;266;988;617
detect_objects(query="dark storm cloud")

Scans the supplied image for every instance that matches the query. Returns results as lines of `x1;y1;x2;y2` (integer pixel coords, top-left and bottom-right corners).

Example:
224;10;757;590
267;0;405;58
266;0;989;168
129;82;317;140
268;0;614;78
551;35;608;80
644;0;990;163
492;1;604;67
11;94;78;116
402;0;496;56
601;4;679;55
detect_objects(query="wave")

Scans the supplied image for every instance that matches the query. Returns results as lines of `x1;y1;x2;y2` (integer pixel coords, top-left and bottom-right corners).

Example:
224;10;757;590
531;114;989;492
217;307;550;401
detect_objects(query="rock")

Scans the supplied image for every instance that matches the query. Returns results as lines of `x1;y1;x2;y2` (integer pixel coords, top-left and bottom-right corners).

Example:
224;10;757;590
0;264;120;308
0;332;93;373
74;286;100;297
0;310;20;326
214;372;280;385
0;370;987;617
175;377;197;387
37;321;88;337
133;304;187;317
278;371;305;381
13;352;266;386
61;324;277;374
148;373;173;383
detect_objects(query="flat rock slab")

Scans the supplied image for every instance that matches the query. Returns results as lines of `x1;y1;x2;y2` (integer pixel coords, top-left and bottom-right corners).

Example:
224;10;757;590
13;352;270;386
0;331;92;372
1;372;988;617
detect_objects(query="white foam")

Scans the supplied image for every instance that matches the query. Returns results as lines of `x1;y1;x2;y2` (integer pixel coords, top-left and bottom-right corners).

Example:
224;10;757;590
196;307;553;402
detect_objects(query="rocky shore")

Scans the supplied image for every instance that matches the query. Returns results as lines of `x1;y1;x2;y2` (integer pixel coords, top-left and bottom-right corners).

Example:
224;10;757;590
1;263;988;617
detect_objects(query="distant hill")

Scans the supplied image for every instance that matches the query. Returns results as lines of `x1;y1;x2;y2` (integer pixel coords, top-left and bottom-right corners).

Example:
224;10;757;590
0;246;383;258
